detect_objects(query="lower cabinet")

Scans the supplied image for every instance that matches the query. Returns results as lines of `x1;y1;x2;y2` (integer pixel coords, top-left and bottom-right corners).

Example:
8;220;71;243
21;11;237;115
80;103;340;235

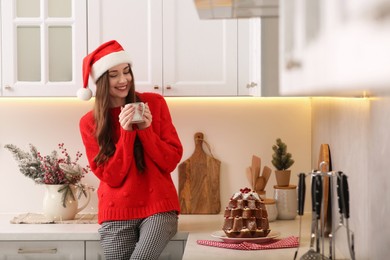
85;240;186;260
0;241;84;259
0;240;186;260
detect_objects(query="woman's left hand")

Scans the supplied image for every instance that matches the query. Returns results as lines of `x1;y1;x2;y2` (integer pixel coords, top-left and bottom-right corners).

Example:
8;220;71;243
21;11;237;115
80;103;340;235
138;103;152;130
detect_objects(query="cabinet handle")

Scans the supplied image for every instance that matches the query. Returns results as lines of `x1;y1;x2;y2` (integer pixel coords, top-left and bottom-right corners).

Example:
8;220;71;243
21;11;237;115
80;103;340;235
153;85;160;90
285;59;302;70
246;82;257;88
4;85;13;90
18;248;58;254
166;85;172;90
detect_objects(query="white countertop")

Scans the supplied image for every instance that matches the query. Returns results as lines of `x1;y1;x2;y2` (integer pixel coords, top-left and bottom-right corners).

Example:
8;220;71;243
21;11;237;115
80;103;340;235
1;213;343;259
0;213;187;241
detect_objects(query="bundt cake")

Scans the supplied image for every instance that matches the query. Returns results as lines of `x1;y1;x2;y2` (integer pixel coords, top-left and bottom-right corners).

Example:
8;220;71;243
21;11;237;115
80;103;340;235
222;188;270;238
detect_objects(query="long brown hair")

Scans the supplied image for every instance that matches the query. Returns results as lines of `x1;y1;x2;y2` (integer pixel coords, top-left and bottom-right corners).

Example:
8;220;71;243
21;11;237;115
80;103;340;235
93;65;145;172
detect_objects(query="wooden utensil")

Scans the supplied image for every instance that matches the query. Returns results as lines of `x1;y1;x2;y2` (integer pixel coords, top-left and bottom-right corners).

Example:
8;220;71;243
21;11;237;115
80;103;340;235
246;167;254;190
261;166;272;189
251;155;261;190
255;176;265;191
178;132;221;214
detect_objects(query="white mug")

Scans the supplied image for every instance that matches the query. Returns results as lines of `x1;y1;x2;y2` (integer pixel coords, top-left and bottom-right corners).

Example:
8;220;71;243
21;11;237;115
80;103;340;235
130;102;145;123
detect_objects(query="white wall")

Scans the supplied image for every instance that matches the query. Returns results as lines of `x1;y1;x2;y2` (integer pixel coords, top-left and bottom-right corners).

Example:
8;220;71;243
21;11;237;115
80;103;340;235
0;97;312;214
311;96;390;259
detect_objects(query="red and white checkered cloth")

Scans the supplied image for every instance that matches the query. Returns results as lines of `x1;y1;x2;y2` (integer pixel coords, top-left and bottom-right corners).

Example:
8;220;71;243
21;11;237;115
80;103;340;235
197;236;299;250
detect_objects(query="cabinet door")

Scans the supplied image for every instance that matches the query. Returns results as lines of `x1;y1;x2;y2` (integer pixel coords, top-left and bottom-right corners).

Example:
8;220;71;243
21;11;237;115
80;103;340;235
0;241;84;260
279;0;306;95
85;241;104;260
238;19;261;96
87;0;163;95
162;0;238;96
280;0;390;96
86;240;185;260
1;0;87;97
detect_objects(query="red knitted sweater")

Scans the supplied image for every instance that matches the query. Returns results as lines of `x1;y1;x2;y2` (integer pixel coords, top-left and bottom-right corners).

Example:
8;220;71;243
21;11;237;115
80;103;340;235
79;92;183;224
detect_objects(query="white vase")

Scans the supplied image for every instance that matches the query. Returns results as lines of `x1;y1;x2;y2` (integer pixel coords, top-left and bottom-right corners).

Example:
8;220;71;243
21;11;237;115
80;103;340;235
43;184;91;221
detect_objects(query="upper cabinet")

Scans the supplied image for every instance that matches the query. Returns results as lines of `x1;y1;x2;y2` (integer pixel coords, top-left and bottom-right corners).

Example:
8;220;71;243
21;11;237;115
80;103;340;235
279;0;390;96
0;0;262;97
1;0;87;97
87;0;258;96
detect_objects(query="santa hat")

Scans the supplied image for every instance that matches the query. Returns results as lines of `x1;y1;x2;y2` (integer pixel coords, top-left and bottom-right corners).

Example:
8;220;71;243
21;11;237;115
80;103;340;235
77;40;133;100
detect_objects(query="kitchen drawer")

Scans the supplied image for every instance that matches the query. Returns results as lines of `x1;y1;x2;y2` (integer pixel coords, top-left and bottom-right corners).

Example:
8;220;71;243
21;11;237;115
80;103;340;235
0;241;84;260
86;240;186;260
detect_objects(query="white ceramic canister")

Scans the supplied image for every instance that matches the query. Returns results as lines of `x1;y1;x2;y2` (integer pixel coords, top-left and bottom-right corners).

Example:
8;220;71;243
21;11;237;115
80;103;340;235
263;198;277;222
273;185;297;220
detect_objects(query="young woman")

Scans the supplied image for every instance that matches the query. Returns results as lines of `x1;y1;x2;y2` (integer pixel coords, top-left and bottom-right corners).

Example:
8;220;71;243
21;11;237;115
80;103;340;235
78;40;183;260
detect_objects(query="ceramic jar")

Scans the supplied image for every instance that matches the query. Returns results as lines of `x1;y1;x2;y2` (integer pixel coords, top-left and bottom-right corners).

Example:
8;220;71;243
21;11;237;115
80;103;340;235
273;185;297;220
263;198;278;222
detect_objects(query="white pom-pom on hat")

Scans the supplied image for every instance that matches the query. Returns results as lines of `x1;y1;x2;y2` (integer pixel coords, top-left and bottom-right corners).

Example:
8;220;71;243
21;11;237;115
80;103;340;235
78;40;132;101
77;87;93;101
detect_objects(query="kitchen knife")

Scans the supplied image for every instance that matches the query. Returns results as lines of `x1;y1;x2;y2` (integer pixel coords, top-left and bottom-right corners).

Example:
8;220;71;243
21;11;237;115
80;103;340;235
337;172;355;260
339;172;350;219
300;173;324;260
294;173;306;260
314;174;323;254
298;173;306;215
310;173;317;248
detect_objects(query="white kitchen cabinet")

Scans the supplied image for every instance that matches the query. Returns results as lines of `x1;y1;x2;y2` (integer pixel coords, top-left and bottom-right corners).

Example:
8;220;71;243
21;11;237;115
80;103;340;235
279;0;390;96
0;241;84;260
0;0;87;97
85;241;104;260
87;0;254;97
85;240;186;260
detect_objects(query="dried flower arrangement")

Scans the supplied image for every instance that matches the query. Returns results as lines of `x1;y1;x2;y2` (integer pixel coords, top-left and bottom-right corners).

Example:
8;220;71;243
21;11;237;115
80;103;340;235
4;143;91;207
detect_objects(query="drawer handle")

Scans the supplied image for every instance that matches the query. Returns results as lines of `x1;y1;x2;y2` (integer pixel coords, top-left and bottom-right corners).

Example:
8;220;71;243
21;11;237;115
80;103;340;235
18;248;58;254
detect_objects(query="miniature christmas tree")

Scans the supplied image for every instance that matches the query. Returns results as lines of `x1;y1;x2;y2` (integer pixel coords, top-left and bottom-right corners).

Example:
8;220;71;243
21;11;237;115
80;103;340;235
271;138;294;170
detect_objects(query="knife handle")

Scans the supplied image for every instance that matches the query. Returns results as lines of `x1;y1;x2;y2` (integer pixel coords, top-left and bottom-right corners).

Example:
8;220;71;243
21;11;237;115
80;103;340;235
298;173;306;216
314;174;322;219
337;171;350;219
311;174;316;212
341;173;350;219
337;171;343;215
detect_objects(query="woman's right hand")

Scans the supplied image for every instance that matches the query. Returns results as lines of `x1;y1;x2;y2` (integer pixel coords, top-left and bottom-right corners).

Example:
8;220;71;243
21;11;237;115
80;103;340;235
119;104;135;131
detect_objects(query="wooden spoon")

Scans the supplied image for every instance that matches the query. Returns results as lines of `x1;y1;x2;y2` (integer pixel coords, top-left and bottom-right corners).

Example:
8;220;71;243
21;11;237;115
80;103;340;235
255;176;266;191
246;166;254;190
261;166;272;189
251;155;261;190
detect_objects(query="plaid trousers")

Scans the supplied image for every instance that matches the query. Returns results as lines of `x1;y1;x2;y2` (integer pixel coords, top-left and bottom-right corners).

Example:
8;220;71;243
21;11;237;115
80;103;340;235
98;211;178;260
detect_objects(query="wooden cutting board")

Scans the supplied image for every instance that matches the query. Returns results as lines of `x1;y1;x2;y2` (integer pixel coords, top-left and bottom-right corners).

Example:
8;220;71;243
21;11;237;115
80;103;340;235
318;144;332;235
178;132;221;214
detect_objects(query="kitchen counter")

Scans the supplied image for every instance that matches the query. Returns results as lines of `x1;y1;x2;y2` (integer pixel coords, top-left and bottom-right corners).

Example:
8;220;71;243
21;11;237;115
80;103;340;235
0;213;344;259
0;213;188;241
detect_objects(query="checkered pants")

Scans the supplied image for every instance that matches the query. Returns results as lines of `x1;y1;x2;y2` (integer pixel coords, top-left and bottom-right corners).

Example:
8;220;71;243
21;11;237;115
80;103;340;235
98;211;178;260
